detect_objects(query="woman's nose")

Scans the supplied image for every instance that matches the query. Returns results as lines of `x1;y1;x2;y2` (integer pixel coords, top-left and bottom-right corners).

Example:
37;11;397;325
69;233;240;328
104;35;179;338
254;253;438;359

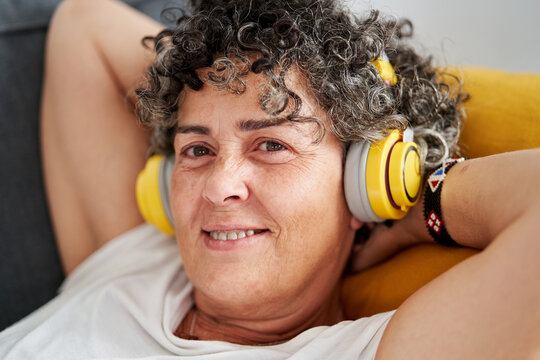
202;156;249;206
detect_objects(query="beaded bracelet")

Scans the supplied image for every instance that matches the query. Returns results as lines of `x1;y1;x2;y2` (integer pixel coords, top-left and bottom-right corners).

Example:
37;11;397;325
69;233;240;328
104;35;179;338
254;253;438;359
423;158;465;247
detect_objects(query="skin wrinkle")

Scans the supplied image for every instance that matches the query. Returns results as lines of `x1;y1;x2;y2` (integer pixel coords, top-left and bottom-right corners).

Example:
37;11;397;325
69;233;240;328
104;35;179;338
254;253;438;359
175;120;317;162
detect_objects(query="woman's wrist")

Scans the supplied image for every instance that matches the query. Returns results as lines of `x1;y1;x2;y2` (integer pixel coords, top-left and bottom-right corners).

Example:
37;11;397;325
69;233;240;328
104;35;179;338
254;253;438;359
401;192;434;246
423;158;466;247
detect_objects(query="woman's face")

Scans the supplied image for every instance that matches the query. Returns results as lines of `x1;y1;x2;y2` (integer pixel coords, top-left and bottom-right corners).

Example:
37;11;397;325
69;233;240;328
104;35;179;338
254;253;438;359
171;70;360;319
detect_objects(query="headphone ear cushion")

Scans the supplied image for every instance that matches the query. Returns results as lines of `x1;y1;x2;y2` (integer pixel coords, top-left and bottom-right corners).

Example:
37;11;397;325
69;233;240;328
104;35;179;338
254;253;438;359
344;141;384;222
345;130;422;222
136;154;175;235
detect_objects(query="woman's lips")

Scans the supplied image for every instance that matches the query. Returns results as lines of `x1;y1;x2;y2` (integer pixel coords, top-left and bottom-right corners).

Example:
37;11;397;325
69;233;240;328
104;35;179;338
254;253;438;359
202;229;269;251
207;229;266;240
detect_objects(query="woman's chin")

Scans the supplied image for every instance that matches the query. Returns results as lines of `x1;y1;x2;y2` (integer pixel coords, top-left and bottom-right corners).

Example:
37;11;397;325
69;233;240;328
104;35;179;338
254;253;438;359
188;252;286;313
193;276;284;316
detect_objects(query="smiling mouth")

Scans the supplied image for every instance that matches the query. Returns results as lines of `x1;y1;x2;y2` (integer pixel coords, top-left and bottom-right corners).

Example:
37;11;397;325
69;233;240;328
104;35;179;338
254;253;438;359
204;229;268;241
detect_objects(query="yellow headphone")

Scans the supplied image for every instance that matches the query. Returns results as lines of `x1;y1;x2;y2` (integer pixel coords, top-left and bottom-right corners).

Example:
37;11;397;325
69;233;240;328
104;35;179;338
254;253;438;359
343;128;421;222
136;154;175;235
136;56;423;233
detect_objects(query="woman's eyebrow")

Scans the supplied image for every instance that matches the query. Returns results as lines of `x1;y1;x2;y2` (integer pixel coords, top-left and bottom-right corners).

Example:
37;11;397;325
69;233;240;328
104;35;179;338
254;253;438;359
176;117;293;135
176;125;210;135
238;117;289;131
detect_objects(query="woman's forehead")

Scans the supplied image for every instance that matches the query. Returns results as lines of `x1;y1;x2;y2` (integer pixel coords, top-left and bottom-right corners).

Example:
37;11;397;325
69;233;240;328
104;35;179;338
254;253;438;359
178;68;325;124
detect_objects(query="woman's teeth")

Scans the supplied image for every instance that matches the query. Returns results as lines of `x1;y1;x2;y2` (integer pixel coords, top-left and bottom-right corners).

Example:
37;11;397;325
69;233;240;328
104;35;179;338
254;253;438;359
209;230;262;241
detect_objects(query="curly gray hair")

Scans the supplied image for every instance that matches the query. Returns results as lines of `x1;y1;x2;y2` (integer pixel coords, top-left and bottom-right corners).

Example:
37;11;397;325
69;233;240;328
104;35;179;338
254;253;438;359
136;0;466;170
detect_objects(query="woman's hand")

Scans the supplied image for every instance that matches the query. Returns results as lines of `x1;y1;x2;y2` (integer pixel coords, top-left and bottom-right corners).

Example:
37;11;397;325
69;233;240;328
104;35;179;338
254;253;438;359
348;194;432;272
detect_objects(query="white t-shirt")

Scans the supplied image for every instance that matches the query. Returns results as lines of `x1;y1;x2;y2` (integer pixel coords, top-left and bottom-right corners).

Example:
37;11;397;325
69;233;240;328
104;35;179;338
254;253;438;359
0;223;394;360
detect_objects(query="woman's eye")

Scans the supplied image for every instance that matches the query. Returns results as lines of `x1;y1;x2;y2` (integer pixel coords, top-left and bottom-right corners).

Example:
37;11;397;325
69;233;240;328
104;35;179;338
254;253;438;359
259;141;285;152
253;139;294;164
184;145;213;158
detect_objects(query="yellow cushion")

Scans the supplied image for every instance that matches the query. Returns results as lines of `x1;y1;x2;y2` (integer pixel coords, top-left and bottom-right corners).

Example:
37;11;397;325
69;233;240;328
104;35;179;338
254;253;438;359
458;67;540;156
342;67;540;318
342;244;477;318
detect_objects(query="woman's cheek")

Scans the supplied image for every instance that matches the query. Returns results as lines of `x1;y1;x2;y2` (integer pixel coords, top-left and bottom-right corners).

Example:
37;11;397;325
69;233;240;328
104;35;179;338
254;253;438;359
170;168;204;224
253;163;312;202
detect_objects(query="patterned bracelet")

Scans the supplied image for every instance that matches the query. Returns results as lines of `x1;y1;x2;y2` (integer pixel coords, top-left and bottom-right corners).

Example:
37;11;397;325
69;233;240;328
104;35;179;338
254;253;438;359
423;158;465;247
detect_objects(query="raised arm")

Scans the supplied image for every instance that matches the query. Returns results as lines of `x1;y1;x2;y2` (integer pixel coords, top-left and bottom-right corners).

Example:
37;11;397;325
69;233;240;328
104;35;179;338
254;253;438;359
41;0;163;274
376;149;540;359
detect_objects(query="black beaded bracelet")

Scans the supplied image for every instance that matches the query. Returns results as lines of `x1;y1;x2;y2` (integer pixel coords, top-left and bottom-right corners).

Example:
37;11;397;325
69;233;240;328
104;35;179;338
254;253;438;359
423;158;465;247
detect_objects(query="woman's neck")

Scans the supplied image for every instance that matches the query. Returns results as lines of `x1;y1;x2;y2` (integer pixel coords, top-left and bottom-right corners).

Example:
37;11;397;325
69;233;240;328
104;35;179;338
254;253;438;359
174;286;344;345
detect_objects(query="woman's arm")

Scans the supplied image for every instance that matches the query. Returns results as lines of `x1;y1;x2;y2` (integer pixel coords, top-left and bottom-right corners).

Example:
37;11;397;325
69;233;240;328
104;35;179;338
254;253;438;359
351;149;540;269
42;0;163;274
376;149;540;359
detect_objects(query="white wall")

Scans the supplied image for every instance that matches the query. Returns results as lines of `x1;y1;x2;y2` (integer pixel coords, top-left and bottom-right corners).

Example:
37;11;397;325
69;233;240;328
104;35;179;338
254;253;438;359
347;0;540;73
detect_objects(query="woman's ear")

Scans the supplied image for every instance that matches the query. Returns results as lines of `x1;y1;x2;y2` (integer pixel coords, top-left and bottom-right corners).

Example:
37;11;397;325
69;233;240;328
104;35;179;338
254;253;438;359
350;216;363;231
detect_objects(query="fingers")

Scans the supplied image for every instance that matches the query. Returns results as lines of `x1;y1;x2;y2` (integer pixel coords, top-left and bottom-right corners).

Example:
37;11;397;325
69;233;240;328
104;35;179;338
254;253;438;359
349;223;397;271
348;220;419;272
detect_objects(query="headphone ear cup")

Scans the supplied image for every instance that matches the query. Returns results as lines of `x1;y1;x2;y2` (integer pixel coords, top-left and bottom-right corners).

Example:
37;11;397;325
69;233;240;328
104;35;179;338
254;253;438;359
388;142;422;208
136;154;175;235
344;130;422;222
344;141;383;222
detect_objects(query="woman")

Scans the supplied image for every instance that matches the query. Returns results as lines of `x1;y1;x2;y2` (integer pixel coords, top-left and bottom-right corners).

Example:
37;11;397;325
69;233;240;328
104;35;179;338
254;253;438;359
1;0;539;358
